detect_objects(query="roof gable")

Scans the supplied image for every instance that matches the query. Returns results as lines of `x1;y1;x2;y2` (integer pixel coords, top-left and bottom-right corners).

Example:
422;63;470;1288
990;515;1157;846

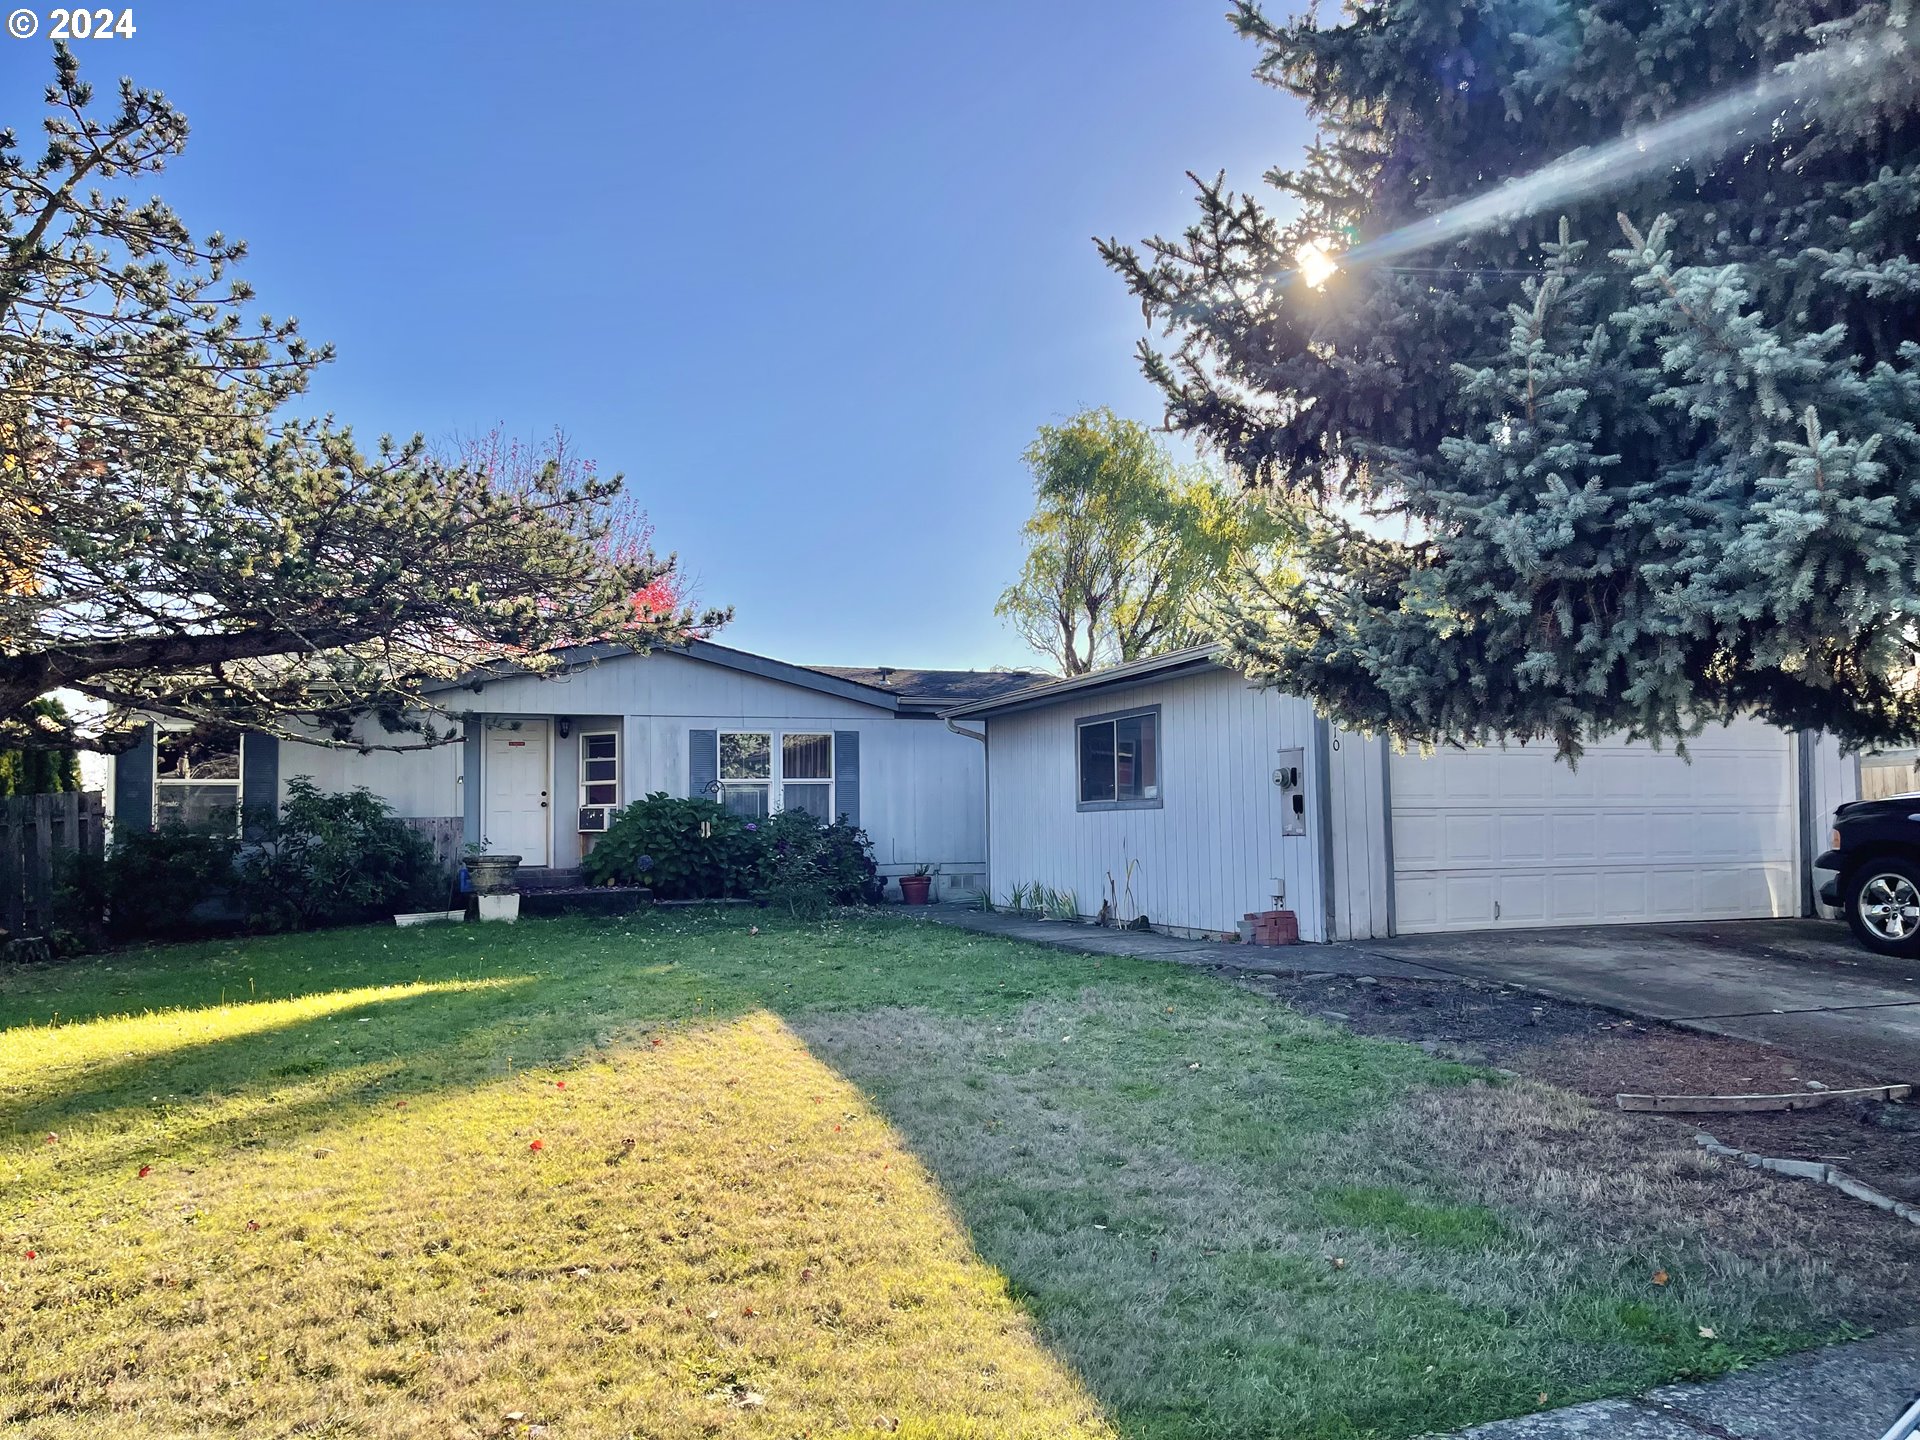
939;645;1225;720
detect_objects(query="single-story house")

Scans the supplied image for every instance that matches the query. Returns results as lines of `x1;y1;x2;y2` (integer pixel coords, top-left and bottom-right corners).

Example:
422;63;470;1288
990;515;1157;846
106;641;1045;901
940;646;1861;943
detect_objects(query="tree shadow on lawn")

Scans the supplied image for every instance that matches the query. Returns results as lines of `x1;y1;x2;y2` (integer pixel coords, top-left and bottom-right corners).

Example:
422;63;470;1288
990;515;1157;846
6;912;1914;1440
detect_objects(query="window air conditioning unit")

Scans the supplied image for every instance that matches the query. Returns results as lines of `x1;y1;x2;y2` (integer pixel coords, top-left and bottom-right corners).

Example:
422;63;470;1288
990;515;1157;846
578;805;612;833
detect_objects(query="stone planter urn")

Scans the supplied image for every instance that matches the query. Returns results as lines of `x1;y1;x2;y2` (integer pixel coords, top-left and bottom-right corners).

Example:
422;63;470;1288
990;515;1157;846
466;854;523;896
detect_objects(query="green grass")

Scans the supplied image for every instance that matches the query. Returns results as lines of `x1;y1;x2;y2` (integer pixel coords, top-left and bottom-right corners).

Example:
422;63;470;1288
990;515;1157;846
0;912;1897;1439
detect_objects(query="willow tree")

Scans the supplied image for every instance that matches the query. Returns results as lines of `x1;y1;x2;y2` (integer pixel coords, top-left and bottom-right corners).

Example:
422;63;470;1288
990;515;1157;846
1102;0;1920;753
1;48;720;754
997;408;1295;674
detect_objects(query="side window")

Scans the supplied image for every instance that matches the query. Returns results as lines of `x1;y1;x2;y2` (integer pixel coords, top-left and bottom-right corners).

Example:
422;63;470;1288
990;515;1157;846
579;731;619;809
1076;708;1160;810
154;728;243;833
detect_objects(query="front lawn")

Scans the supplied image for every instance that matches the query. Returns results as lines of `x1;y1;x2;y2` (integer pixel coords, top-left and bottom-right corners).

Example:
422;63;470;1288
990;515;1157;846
2;914;1907;1439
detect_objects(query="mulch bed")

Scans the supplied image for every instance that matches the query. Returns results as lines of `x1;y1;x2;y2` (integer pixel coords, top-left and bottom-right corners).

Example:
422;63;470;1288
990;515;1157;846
1233;967;1920;1205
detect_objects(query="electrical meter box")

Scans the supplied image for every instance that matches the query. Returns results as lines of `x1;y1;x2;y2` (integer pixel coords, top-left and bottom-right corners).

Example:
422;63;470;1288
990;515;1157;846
1273;746;1307;836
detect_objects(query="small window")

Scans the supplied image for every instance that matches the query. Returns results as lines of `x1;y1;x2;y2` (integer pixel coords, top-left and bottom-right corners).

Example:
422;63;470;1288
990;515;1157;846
782;732;833;820
1076;708;1159;810
155;728;243;833
579;731;619;809
720;731;772;818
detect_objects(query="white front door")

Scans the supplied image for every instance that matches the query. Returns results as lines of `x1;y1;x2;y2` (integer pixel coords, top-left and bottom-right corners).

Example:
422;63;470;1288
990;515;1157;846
484;721;551;865
1390;717;1797;933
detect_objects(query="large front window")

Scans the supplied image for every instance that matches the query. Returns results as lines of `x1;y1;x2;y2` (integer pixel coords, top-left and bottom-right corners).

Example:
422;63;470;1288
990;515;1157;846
1077;708;1159;809
718;731;835;821
155;728;243;832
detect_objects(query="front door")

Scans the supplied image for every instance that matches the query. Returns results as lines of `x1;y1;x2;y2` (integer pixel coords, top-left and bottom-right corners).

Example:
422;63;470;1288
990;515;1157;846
483;721;551;865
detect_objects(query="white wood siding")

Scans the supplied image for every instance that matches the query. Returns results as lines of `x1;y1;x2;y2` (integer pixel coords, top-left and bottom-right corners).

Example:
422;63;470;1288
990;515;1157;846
984;670;1328;940
1327;730;1392;940
279;724;462;819
1805;732;1860;918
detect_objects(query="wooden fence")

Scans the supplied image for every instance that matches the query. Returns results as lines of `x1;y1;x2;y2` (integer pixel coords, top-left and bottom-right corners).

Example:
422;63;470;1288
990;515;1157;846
0;791;106;939
401;816;466;878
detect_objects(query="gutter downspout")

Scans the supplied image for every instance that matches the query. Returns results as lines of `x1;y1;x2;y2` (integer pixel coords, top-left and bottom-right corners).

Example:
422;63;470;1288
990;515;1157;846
948;717;989;905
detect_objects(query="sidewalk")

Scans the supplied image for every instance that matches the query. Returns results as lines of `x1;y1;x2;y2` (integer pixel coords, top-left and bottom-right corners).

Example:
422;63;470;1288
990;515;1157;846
1438;1325;1919;1438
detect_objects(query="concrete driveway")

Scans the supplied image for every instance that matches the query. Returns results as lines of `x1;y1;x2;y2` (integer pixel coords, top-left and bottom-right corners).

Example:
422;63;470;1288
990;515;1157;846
1345;918;1920;1080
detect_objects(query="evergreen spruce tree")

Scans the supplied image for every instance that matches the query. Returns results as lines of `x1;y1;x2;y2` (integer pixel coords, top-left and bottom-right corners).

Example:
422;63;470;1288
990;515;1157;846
1103;0;1920;752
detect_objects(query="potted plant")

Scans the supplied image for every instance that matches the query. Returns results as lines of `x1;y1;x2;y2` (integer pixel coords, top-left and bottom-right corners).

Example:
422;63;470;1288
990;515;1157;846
898;863;938;906
464;851;523;923
465;852;523;894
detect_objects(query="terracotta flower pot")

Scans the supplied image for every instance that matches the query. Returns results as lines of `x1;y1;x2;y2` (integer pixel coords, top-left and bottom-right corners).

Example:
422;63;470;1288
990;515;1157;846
898;875;934;905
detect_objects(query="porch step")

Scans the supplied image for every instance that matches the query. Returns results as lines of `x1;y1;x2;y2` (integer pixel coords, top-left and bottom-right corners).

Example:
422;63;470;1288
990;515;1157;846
521;887;654;919
516;866;584;892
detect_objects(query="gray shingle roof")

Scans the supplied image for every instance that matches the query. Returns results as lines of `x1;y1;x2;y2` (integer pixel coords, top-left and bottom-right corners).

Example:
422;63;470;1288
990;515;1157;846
813;666;1052;705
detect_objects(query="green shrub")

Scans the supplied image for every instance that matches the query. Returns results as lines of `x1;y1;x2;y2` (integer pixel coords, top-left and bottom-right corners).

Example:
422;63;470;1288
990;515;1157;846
582;794;882;908
92;823;243;941
581;792;763;899
756;825;831;919
812;814;885;905
236;778;447;931
753;810;882;916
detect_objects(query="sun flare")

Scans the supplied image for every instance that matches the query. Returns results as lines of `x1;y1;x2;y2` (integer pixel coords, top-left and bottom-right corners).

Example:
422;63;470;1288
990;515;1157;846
1294;240;1339;289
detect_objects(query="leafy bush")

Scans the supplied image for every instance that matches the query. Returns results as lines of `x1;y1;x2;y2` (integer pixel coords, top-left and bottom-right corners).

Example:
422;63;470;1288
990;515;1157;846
581;792;764;899
86;823;242;942
751;810;882;917
809;814;885;905
756;822;831;920
236;778;447;931
582;794;881;909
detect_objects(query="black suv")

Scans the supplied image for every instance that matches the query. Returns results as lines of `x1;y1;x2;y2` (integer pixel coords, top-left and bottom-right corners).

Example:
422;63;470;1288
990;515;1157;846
1816;794;1920;957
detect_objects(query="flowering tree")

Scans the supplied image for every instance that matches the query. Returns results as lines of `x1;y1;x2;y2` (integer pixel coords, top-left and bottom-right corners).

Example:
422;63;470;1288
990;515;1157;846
448;428;696;629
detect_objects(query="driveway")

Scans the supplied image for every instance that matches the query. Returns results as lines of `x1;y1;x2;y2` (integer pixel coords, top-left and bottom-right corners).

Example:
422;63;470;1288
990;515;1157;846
1344;918;1920;1080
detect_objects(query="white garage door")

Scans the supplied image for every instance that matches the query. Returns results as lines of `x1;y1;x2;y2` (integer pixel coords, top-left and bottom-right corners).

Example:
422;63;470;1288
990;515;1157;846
1391;718;1798;934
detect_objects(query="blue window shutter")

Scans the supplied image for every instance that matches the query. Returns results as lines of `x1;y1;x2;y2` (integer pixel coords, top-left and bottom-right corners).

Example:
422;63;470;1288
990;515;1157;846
689;729;719;802
241;732;280;839
834;730;859;829
462;726;483;847
114;724;155;835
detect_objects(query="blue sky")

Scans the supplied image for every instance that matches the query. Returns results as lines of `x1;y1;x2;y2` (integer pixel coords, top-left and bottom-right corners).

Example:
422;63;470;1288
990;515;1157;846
3;2;1311;670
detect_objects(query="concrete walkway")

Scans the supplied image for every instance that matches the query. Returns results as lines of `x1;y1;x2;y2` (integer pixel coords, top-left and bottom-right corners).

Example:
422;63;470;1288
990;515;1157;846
1438;1325;1919;1438
912;908;1455;981
1346;919;1920;1079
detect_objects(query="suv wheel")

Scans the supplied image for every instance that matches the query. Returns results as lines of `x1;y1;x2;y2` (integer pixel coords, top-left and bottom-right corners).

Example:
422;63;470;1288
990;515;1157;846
1845;857;1920;957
